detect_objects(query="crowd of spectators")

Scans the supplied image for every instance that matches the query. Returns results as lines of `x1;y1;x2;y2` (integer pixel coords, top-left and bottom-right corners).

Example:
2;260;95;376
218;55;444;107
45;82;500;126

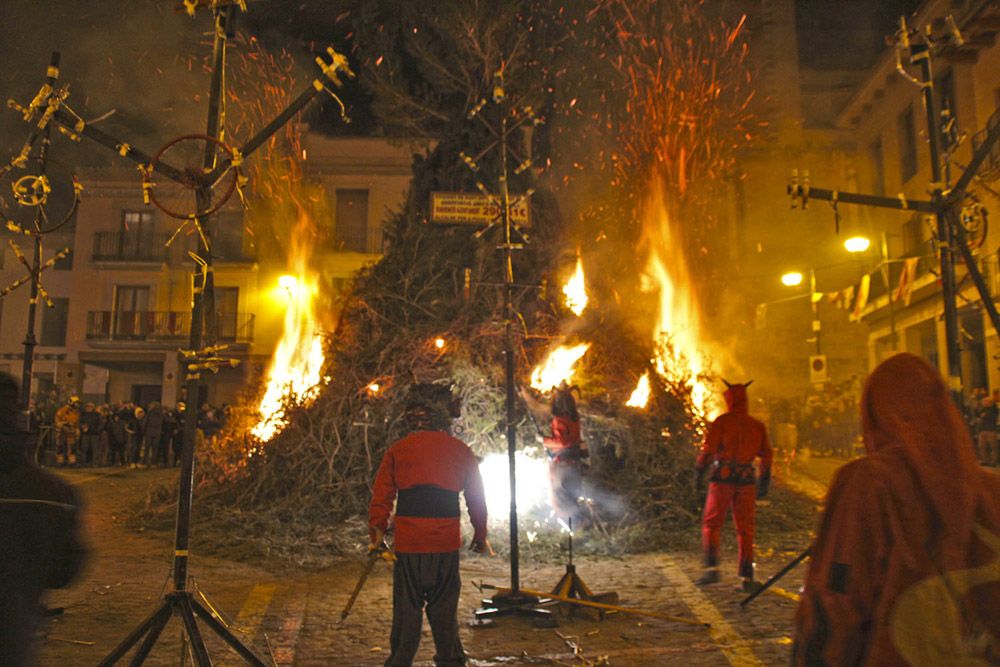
756;378;865;475
759;377;1000;472
27;393;229;468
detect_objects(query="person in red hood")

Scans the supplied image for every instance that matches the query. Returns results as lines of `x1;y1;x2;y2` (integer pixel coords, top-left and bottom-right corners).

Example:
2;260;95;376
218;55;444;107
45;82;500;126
794;353;1000;665
695;380;773;590
542;383;589;522
369;383;488;667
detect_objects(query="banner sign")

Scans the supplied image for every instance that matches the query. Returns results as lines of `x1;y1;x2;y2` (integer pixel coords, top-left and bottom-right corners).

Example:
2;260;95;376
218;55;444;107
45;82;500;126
430;191;530;226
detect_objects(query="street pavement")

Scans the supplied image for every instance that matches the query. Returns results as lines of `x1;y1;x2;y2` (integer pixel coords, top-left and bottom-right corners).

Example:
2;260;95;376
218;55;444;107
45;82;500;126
34;459;849;666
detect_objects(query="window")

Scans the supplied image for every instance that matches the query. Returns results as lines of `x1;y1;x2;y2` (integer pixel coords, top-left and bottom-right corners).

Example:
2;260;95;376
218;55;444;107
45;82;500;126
213;212;245;260
40;298;69;346
902;215;926;255
898;105;919;183
868;137;885;196
114;285;150;338
120;210;155;258
215;286;239;340
936;69;957;126
335;189;371;253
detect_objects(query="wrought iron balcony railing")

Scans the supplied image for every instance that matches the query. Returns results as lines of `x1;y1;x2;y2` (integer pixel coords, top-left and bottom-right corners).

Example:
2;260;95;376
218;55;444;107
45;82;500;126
92;231;171;262
86;310;255;343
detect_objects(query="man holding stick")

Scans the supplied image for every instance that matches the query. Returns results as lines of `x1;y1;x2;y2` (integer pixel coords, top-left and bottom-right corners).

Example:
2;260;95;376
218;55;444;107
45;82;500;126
369;383;489;667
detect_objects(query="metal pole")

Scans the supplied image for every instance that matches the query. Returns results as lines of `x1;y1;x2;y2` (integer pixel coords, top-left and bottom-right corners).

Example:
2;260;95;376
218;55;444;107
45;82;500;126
18;52;60;430
173;4;233;592
499;108;521;595
912;39;962;401
809;269;821;356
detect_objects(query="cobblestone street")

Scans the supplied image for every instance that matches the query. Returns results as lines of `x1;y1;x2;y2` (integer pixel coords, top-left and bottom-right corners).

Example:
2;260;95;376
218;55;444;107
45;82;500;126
33;461;842;666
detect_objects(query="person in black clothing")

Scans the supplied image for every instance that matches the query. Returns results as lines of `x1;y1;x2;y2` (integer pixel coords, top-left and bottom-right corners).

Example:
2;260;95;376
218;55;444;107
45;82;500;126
79;402;102;466
106;411;129;467
171;402;187;465
0;372;87;666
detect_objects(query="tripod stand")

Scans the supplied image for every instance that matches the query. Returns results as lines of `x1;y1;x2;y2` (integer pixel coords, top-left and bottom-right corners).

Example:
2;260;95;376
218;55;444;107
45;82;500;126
547;518;618;616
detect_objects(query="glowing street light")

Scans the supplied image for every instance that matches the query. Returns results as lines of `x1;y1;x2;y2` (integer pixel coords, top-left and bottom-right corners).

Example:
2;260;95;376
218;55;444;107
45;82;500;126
844;236;871;253
781;271;804;287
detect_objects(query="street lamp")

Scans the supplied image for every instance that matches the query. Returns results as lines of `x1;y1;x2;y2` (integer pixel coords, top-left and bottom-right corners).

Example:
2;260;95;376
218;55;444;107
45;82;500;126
781;268;821;355
781;271;804;287
844;236;871;253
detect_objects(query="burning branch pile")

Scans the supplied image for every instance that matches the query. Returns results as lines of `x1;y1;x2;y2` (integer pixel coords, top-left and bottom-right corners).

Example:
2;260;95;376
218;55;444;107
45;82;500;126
140;0;760;565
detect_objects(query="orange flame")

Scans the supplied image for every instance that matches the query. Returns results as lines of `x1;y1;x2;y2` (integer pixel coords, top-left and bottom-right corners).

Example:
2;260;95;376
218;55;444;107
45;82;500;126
530;342;590;393
251;224;326;441
630;177;717;418
626;371;651;408
562;256;588;317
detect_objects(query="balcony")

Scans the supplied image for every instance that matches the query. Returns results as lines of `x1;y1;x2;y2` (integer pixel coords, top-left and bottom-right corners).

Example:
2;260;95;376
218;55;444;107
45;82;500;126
86;311;255;344
92;231;170;262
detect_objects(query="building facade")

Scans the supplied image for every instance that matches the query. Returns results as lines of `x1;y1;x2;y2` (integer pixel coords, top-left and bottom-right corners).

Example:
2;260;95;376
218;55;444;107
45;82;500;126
839;0;1000;393
0;135;420;407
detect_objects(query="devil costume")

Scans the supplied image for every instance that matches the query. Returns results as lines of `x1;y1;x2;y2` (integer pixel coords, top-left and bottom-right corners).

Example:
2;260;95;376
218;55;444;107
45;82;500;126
695;381;772;585
543;385;588;522
793;354;1000;665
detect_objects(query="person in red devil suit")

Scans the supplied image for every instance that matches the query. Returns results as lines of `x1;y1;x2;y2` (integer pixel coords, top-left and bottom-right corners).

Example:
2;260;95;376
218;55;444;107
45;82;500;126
793;354;1000;665
520;383;589;523
695;380;773;590
543;383;589;523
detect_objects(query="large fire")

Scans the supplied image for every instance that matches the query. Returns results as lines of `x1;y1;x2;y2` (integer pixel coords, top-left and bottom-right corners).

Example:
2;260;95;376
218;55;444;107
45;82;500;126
530;342;590;393
626;371;651;408
251;226;326;441
562;256;588;316
628;179;716;417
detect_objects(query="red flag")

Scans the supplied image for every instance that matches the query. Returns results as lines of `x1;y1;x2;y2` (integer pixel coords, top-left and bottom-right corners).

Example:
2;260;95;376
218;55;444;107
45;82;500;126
894;257;919;307
850;274;871;322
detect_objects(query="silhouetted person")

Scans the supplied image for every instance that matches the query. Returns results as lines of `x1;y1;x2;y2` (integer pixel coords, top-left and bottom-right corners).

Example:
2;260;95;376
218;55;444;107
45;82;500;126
0;373;87;665
794;354;1000;664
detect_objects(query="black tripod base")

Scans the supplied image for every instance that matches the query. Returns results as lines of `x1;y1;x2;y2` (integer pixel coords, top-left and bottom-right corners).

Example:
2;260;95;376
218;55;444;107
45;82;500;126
474;589;557;628
98;590;267;667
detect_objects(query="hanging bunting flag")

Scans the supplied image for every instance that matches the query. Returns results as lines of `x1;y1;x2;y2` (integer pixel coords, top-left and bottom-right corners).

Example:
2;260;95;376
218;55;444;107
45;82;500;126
841;285;855;311
894;257;920;307
850;274;871;322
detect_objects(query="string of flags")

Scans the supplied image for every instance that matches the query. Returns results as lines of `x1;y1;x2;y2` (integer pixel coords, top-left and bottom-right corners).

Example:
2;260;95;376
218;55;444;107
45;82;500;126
825;256;922;321
755;256;925;330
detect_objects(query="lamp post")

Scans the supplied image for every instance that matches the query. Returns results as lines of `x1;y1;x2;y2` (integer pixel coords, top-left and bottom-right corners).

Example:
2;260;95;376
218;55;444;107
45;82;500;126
780;269;820;356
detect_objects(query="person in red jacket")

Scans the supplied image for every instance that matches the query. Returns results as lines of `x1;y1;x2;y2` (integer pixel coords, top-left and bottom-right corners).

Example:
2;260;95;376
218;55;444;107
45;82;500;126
369;383;488;667
695;380;773;590
542;383;588;522
794;353;1000;665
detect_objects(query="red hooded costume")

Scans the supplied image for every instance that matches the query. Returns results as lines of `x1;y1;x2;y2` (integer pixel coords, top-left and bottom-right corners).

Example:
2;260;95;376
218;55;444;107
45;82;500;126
543;385;588;521
794;353;1000;665
697;381;772;579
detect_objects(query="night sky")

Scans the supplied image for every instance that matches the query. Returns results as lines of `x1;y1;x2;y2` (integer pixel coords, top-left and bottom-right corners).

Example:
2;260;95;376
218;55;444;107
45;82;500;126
1;0;926;166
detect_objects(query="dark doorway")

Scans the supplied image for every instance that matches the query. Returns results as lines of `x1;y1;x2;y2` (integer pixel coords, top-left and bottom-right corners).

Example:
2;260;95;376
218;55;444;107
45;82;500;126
131;384;162;407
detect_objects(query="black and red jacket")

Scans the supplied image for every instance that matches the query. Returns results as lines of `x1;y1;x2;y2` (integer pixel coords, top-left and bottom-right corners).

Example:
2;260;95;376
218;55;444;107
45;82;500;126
369;430;487;553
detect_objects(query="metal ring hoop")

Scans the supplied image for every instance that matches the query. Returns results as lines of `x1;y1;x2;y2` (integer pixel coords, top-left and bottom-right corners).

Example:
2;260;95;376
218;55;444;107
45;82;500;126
147;134;239;220
0;157;81;234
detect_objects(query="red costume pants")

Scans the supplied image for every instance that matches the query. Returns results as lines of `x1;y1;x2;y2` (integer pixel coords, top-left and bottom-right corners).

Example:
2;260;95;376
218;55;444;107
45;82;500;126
702;482;756;578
